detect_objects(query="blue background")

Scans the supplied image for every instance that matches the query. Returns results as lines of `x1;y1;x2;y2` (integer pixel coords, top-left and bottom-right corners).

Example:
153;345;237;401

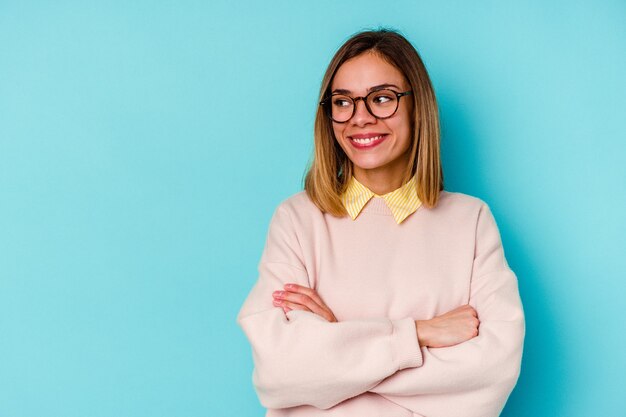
1;1;624;416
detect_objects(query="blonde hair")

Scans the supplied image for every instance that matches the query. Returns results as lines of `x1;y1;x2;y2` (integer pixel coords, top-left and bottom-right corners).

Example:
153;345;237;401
303;28;444;216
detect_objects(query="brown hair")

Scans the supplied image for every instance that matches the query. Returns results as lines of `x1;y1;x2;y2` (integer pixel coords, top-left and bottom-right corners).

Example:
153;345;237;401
302;27;444;215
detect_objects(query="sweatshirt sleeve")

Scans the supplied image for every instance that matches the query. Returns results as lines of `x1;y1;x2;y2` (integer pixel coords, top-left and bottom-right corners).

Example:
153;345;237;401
368;203;525;417
236;202;424;410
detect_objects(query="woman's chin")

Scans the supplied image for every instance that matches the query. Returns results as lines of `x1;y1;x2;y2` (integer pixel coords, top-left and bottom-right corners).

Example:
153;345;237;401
350;159;391;171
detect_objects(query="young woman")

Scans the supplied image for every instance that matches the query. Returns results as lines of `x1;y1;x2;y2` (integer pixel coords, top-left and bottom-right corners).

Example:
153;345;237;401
237;28;525;417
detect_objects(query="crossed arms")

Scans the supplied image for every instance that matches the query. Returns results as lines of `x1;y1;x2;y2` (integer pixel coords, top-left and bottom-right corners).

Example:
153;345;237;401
236;203;525;417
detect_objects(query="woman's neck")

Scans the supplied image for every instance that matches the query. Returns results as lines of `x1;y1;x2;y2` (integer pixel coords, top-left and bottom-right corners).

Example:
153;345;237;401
353;169;407;195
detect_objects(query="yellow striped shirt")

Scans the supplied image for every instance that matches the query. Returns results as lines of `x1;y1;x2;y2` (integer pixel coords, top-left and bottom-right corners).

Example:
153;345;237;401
340;174;422;224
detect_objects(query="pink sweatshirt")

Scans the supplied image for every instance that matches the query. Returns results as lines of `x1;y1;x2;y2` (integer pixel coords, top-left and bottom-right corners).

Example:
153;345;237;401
237;190;525;417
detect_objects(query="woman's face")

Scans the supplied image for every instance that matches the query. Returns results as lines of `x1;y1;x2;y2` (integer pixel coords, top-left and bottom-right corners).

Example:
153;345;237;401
330;51;414;182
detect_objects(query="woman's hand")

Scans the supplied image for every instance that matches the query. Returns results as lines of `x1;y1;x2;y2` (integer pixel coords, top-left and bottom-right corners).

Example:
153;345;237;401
272;283;338;323
415;304;480;348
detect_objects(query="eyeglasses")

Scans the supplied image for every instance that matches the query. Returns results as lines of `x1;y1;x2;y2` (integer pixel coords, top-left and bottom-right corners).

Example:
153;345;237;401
319;89;412;123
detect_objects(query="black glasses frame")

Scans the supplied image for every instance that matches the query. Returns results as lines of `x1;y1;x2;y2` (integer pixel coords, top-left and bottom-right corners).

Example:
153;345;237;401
319;89;412;123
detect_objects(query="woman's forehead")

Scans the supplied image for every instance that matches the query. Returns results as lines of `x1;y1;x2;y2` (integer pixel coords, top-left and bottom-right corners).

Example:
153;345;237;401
331;52;406;92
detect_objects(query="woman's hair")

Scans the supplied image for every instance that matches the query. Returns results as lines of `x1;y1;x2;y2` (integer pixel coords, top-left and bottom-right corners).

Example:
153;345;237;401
303;27;444;215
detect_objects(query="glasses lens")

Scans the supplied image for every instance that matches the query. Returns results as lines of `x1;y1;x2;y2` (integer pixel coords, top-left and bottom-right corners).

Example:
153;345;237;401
367;89;398;118
330;95;353;122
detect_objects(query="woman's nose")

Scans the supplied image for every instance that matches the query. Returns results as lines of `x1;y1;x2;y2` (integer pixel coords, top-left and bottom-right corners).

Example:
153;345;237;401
351;98;376;125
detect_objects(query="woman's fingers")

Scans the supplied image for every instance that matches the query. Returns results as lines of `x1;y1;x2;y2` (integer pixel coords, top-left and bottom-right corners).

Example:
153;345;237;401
273;290;330;321
272;284;338;322
273;298;307;313
285;284;332;310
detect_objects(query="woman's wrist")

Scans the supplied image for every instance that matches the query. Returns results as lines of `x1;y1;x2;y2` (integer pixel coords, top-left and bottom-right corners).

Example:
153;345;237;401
414;305;480;349
415;320;430;347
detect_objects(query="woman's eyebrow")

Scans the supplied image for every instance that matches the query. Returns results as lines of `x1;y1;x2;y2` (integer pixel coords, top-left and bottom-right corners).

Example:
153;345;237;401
331;83;401;95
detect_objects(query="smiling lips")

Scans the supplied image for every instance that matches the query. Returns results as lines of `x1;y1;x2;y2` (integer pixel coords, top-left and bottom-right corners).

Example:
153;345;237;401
348;133;389;148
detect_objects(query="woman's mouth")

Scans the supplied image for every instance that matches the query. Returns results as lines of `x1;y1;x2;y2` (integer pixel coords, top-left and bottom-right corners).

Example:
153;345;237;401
348;134;389;149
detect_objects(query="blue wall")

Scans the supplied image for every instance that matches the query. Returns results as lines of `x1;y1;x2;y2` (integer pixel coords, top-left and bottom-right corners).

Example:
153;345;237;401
1;1;624;416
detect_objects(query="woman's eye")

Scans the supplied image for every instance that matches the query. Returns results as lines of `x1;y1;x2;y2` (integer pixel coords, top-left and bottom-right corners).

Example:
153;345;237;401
373;95;392;104
333;99;350;107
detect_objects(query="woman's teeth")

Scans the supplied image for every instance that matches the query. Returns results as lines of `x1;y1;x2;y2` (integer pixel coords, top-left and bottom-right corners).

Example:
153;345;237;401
351;135;385;144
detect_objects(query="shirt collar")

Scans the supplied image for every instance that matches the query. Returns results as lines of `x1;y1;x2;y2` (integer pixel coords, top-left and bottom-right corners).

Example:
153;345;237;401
340;174;422;224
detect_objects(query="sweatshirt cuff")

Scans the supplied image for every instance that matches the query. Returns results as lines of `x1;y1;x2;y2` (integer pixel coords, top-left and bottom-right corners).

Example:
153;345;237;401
390;317;424;370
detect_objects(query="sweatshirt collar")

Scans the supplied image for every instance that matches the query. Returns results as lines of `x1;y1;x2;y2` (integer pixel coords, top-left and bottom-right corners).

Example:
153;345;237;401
340;174;422;224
